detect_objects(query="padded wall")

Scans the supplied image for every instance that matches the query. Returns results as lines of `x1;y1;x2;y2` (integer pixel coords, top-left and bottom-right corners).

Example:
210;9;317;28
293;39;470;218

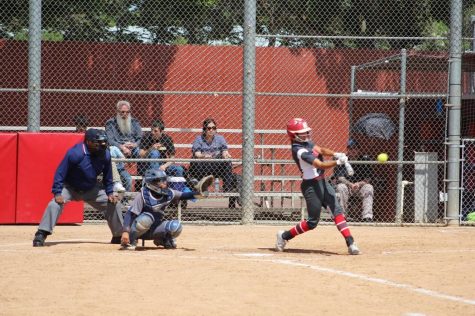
0;133;18;223
16;133;85;223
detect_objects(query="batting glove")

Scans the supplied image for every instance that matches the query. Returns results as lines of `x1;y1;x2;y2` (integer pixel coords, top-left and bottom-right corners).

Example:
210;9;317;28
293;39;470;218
333;152;346;159
336;155;348;165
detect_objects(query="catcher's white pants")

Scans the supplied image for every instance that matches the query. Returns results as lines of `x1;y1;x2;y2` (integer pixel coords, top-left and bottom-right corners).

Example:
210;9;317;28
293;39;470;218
336;183;373;220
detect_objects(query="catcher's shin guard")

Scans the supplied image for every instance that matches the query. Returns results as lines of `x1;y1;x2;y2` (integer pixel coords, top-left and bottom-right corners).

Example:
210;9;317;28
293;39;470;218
153;220;182;248
129;212;154;245
165;219;183;237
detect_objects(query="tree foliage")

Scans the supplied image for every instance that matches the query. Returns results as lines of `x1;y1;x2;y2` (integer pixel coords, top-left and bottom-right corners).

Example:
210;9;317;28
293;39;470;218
0;0;473;49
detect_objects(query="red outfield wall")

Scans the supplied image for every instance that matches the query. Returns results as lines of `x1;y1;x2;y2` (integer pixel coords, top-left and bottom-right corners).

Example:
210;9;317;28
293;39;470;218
16;133;85;224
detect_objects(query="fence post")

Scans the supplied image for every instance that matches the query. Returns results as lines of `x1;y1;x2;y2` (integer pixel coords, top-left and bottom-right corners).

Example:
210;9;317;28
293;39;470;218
241;0;257;224
395;49;407;225
446;0;463;225
27;0;42;132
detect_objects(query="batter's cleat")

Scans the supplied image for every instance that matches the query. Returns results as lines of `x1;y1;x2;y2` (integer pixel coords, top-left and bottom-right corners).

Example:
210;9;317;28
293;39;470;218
275;230;287;252
348;243;360;255
33;230;47;247
110;236;122;244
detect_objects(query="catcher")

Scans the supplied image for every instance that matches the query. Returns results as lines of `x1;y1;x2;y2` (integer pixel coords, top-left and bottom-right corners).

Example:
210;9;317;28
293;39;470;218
120;169;214;250
276;118;360;255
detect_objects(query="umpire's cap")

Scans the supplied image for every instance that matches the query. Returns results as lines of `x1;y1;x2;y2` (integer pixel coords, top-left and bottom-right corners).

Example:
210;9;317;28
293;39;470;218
85;128;108;142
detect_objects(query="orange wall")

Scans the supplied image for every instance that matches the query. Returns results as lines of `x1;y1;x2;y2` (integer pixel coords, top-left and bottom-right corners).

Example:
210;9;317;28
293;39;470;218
0;41;446;130
0;41;448;165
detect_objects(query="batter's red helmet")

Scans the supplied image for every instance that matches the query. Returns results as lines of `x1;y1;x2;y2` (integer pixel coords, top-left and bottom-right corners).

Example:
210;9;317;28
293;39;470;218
286;118;312;141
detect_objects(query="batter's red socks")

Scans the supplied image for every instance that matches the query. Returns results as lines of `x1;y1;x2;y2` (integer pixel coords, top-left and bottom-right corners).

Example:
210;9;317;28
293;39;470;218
289;220;310;238
334;214;352;238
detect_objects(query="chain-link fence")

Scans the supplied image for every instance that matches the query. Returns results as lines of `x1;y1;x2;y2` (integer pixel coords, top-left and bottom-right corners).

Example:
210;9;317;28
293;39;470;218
461;139;475;225
1;0;474;225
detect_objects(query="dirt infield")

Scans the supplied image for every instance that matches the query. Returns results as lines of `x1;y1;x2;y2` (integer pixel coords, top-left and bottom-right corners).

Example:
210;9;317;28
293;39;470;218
0;224;474;316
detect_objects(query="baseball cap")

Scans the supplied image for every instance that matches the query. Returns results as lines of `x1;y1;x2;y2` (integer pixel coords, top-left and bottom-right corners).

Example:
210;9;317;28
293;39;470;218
347;139;358;148
85;128;107;142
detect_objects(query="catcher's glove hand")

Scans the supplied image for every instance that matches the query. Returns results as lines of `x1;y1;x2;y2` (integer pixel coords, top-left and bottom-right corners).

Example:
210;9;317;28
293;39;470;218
194;175;214;198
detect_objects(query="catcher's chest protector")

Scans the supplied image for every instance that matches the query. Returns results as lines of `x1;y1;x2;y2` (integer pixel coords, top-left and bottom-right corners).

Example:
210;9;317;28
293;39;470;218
142;187;175;213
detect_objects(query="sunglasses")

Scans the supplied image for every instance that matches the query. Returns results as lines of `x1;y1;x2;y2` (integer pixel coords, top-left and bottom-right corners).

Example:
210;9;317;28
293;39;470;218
206;126;217;131
119;110;130;114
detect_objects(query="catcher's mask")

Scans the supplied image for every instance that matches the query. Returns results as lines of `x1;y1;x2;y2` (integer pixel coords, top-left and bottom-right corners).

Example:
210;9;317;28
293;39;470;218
85;128;108;156
144;169;168;195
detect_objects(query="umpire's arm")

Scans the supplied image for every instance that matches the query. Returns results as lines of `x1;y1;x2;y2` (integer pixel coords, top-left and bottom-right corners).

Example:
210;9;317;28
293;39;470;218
102;152;114;196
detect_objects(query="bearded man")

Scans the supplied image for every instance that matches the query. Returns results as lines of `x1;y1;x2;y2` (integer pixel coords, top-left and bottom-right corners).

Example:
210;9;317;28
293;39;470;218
106;100;142;157
105;100;143;191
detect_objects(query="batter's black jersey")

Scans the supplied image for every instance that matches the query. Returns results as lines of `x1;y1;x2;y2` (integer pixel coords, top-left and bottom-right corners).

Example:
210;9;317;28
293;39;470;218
291;141;325;179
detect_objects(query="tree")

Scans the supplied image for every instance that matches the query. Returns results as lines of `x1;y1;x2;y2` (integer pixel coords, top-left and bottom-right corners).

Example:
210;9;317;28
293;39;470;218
0;0;462;50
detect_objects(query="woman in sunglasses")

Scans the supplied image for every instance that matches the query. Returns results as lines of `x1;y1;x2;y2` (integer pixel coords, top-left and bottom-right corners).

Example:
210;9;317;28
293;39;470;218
189;118;239;208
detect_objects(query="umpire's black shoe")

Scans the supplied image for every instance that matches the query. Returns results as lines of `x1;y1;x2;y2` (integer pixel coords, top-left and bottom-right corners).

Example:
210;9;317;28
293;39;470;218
33;230;47;247
110;236;122;244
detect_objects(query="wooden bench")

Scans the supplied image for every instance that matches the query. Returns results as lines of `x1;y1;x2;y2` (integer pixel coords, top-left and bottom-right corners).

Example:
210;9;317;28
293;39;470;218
4;126;303;216
112;127;299;208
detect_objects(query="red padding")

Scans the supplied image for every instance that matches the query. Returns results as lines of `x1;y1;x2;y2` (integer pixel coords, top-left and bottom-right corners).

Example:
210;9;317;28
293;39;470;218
16;133;85;223
0;133;18;223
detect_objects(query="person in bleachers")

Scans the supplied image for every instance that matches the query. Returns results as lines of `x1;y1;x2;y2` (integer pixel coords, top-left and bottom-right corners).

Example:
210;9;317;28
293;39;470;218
333;139;374;222
105;100;143;191
73;114;89;133
139;119;185;177
188;118;239;208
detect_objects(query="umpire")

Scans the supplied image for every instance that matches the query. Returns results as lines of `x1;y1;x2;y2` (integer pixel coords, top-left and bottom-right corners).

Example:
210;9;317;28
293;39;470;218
32;129;124;247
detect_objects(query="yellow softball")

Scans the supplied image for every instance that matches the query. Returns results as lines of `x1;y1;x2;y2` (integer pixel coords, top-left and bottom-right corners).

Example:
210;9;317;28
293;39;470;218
377;153;389;163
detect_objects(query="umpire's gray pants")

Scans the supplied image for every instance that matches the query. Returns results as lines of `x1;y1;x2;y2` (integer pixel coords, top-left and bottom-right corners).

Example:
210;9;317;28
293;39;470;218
38;184;124;237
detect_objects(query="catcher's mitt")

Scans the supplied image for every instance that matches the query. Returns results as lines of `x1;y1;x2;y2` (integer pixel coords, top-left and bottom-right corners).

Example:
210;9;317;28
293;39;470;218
194;175;214;198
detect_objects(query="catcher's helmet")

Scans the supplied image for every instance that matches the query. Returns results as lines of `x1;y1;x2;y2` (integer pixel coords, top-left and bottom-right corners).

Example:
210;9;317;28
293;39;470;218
286;118;311;142
144;169;168;193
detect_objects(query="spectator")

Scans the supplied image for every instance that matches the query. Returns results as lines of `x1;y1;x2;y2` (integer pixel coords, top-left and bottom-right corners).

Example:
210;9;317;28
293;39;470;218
105;100;143;191
188;118;239;208
139;119;185;177
32;129;124;247
73;114;89;133
333;139;374;222
73;114;125;193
